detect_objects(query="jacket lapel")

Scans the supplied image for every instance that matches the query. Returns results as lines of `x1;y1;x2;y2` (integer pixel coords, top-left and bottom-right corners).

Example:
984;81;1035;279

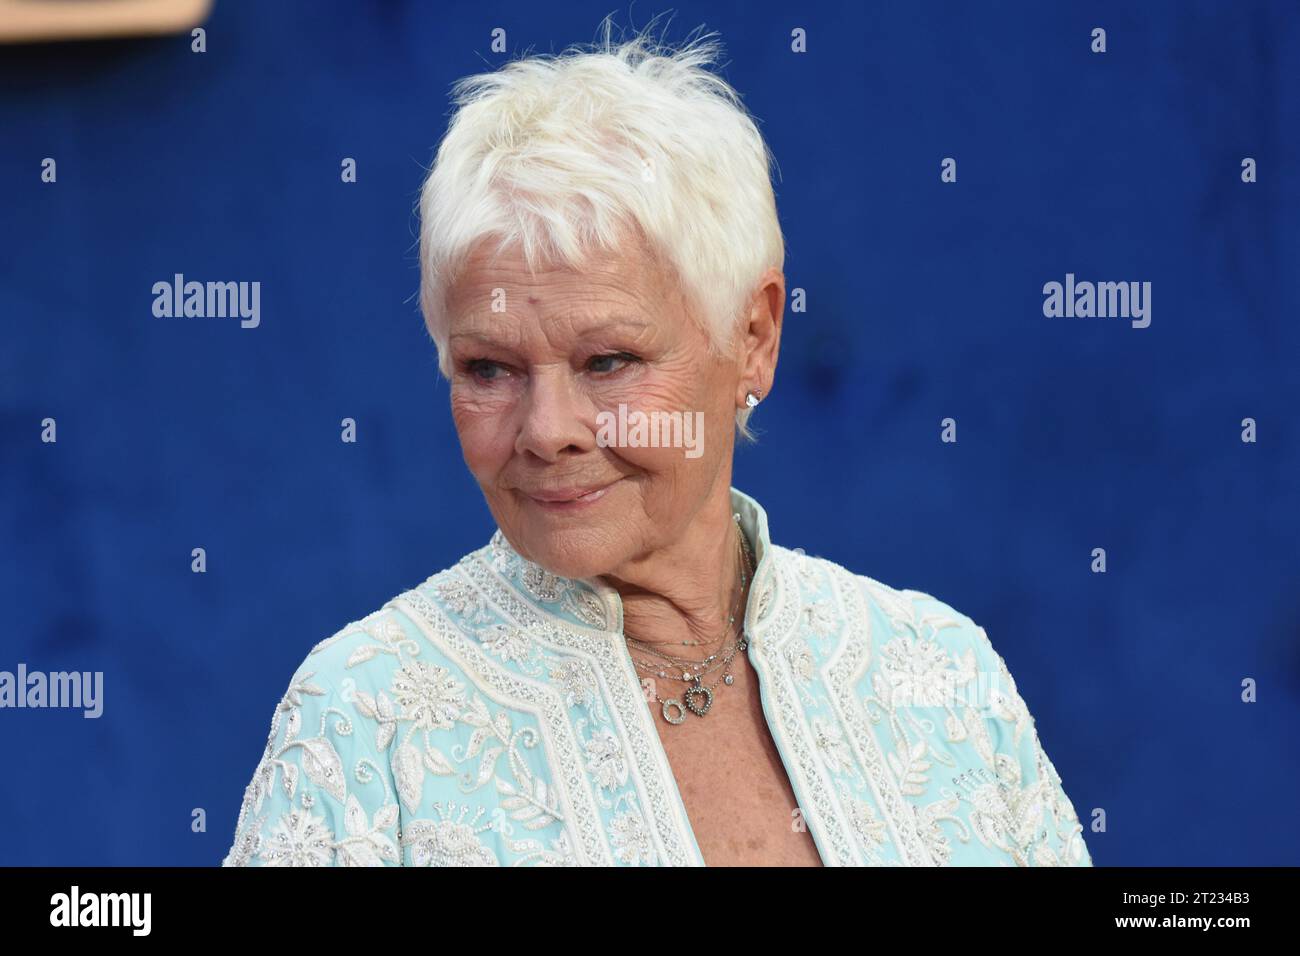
440;487;902;866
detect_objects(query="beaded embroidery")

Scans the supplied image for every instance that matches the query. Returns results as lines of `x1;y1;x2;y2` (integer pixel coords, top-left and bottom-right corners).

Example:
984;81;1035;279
223;490;1092;867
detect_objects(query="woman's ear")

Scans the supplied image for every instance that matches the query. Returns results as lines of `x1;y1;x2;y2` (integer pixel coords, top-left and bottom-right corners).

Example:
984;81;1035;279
737;266;784;406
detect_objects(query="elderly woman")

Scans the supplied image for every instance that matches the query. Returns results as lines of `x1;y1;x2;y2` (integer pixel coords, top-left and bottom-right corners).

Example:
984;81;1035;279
222;27;1091;867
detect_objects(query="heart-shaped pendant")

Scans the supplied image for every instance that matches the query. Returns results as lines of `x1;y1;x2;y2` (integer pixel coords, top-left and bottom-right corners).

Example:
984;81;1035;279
683;683;713;716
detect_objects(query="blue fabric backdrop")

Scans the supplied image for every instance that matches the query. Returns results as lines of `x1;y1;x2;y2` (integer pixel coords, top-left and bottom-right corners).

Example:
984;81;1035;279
1;0;1297;865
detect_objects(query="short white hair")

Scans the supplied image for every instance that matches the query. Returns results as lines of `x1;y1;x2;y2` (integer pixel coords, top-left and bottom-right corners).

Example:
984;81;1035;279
417;18;784;439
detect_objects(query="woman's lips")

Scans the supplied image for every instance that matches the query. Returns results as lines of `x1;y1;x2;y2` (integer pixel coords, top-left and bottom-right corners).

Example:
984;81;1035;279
524;479;619;511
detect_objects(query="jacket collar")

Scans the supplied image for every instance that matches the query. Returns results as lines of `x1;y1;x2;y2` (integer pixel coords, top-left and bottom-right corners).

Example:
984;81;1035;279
422;484;905;865
484;486;779;640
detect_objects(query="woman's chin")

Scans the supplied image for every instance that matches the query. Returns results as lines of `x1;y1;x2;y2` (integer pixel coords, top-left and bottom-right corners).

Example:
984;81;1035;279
511;532;617;581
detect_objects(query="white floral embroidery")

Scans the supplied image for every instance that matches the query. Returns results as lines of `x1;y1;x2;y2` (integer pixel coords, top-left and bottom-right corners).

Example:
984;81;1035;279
609;809;656;865
479;623;532;665
401;817;499;866
844;793;889;848
584;727;630;791
880;634;971;709
434;577;484;617
915;794;960;865
520;563;566;603
352;690;399;751
224;491;1091;868
786;639;816;683
258;809;335;866
811;715;855;774
550;658;597;709
338;795;401;866
803;600;837;638
390;660;465;731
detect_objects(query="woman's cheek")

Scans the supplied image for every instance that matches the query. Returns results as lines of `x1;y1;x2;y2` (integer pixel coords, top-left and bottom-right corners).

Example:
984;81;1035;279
614;441;687;476
451;377;519;417
451;390;517;466
591;368;690;414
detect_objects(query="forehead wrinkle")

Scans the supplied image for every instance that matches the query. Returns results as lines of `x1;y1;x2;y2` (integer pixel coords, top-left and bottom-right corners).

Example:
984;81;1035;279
448;313;660;357
542;313;671;356
563;314;653;336
475;310;654;336
448;311;526;345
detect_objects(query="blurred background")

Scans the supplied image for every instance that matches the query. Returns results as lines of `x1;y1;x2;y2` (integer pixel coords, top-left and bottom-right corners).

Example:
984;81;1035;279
1;0;1297;866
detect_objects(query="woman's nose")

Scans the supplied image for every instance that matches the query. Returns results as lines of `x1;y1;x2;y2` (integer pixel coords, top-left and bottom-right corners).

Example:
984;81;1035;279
514;369;596;462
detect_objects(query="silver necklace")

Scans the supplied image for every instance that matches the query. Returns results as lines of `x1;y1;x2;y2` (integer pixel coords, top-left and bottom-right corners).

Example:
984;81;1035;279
626;514;750;665
625;514;755;724
625;515;749;672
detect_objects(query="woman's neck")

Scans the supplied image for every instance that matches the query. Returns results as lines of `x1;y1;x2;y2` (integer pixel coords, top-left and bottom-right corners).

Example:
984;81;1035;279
599;488;749;657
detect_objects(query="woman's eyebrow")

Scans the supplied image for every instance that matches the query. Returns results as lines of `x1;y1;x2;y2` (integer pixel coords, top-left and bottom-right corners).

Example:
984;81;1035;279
450;316;651;344
449;328;503;344
533;313;651;334
578;315;652;335
592;314;649;327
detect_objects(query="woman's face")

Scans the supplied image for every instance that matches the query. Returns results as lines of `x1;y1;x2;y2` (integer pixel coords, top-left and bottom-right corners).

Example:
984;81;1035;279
445;234;744;580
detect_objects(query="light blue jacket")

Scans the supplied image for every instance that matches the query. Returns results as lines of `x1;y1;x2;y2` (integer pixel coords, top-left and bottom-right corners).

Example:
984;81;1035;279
223;487;1092;866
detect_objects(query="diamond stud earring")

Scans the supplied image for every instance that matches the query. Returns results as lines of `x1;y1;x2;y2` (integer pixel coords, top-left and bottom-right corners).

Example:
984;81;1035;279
745;389;761;408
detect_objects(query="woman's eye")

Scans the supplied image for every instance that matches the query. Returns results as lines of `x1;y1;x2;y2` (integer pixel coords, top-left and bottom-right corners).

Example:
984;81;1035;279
587;352;640;373
466;359;508;382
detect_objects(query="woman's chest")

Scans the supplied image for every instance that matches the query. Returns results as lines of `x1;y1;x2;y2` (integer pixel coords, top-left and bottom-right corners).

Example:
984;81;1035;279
653;675;824;866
